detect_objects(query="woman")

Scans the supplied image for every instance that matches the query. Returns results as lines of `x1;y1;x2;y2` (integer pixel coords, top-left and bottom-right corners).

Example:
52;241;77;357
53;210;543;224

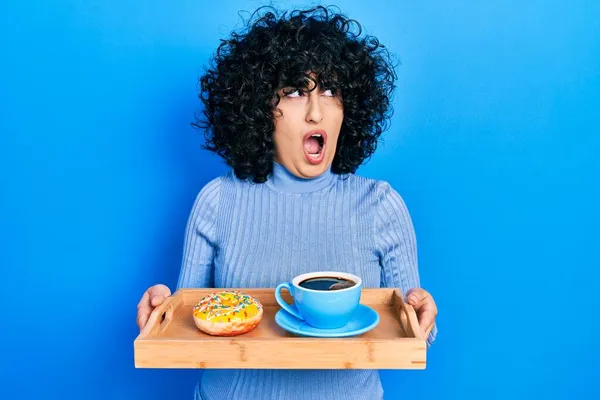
137;5;438;400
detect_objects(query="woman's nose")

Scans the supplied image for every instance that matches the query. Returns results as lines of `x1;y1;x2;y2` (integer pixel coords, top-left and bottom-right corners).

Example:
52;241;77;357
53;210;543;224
305;95;323;123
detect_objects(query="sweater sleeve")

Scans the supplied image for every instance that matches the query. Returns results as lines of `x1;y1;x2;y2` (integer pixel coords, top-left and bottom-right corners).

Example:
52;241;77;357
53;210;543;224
176;177;221;290
374;181;437;347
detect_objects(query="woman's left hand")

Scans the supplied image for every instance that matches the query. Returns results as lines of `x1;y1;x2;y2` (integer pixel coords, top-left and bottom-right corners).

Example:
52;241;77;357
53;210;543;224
406;288;438;338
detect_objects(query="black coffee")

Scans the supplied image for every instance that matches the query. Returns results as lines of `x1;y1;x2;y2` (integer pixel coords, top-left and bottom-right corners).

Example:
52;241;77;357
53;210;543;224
298;276;356;291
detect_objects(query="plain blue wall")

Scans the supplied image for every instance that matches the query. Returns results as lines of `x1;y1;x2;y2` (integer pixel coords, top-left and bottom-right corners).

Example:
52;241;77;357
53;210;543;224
2;1;599;399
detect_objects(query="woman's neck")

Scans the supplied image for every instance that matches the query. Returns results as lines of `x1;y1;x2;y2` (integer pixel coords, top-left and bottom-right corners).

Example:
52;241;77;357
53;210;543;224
266;161;335;193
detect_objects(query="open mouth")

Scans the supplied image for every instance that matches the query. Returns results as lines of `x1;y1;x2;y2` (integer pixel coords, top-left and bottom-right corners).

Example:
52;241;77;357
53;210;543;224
303;130;327;164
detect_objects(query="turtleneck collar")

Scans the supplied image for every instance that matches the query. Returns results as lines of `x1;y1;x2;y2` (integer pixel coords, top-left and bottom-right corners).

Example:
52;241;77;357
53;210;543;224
266;161;335;193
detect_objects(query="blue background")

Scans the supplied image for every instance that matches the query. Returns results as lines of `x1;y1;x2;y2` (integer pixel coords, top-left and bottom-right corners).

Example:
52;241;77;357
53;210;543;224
2;1;599;399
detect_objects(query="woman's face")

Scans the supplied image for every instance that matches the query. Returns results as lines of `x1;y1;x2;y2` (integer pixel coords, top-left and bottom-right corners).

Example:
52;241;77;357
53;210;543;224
272;76;343;179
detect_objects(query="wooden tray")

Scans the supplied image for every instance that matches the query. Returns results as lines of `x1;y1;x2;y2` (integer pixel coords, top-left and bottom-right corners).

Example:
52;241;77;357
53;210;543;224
134;288;426;369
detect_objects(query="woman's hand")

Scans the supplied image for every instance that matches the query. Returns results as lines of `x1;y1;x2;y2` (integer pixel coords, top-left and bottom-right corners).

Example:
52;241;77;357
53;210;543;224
406;288;438;338
136;284;171;330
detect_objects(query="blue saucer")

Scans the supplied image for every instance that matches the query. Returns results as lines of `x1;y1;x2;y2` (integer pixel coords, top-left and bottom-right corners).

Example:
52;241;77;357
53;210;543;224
275;304;380;338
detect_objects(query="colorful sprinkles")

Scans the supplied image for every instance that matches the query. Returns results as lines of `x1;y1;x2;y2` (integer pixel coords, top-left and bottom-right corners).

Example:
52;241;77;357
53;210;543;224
193;290;262;323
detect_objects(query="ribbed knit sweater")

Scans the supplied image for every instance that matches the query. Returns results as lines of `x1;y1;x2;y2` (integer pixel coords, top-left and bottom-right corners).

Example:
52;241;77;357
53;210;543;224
176;162;437;400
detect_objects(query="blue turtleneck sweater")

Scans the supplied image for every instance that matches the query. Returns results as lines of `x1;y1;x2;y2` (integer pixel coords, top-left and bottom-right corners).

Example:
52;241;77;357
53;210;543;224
176;162;437;400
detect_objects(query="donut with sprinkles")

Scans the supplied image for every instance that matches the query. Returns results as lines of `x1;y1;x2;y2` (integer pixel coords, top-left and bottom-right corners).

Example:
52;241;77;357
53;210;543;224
192;290;263;336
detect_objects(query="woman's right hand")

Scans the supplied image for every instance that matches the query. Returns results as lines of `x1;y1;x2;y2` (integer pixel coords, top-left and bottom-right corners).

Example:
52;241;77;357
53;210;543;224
136;284;172;331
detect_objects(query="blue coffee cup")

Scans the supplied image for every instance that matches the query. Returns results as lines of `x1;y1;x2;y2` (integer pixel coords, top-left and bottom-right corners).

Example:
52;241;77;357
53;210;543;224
275;271;362;329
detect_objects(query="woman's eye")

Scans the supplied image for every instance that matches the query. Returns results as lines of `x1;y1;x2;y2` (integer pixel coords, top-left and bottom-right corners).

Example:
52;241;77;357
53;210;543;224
282;88;336;98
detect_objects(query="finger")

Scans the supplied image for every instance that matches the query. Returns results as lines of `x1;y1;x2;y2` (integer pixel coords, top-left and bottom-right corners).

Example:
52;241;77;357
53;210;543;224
407;288;428;307
150;294;165;307
137;285;171;330
137;289;151;310
408;289;438;319
137;306;151;330
423;309;436;337
148;284;171;306
136;287;157;330
149;284;171;297
418;306;436;333
136;290;150;330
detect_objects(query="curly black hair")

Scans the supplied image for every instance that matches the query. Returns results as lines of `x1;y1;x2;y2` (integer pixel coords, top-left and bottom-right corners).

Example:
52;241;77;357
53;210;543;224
194;5;398;183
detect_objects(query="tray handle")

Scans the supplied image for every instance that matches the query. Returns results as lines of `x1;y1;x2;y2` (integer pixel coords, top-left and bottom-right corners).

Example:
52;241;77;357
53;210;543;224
138;293;177;338
393;289;424;340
